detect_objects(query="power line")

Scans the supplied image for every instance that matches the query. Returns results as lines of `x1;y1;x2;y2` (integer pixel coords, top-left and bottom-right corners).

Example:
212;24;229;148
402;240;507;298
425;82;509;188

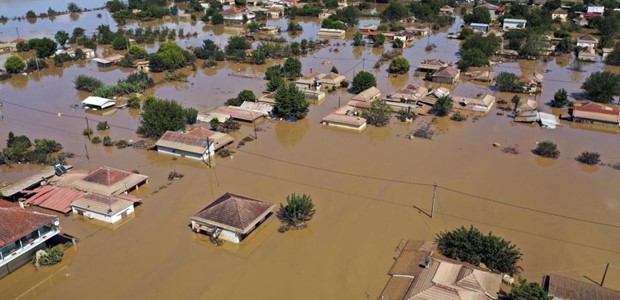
233;149;620;230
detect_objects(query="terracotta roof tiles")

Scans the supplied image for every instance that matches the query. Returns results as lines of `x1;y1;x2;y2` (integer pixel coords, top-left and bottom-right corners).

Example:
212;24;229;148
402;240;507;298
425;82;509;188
0;207;57;248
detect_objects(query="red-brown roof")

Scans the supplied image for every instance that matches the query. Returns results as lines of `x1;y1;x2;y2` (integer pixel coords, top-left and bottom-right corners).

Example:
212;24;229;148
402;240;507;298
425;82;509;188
23;186;85;214
433;66;460;79
0;207;57;248
545;274;620;300
192;193;275;234
0;200;19;208
187;127;215;138
222;6;247;15
82;166;131;186
574;102;620;116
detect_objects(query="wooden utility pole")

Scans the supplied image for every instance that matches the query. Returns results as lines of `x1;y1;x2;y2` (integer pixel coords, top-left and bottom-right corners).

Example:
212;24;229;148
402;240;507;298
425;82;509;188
83;143;90;160
84;117;91;141
601;263;610;287
431;183;437;218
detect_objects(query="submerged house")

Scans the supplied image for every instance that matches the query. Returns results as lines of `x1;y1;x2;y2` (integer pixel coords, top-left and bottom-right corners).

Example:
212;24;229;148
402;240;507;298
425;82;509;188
416;59;448;73
221;6;255;24
502;18;527;31
552;8;568;22
453;94;496;113
571;102;620;126
544;274;620;299
470;23;490;33
431;66;460;85
71;193;136;224
322;107;367;131
82;96;116;110
578;47;597;62
386;84;429;104
72;166;149;196
190;193;276;243
156;130;215;161
349;86;381;108
0;207;60;279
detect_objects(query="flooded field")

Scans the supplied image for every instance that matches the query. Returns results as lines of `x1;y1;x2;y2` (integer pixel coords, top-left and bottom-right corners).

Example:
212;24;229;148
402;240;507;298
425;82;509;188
1;8;620;300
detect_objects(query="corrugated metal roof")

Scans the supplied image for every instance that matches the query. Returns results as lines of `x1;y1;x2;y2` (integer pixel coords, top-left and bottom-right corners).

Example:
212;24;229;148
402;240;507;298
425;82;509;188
546;274;620;300
71;193;134;216
156;130;210;155
379;276;415;300
23;186;85;213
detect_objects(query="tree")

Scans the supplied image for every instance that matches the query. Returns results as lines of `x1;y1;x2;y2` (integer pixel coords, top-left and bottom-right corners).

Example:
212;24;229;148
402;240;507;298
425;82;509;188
550;88;569;107
274;83;309;119
128;45;148;59
506;278;552;300
380;2;410;22
496;72;524;93
211;13;224;25
353;31;365;46
534;140;560;159
606;44;620;65
576;151;601;165
521;35;545;58
28;38;57;58
225;36;251;57
372;34;386;47
581;71;620;103
277;193;316;230
330;66;339;74
137;96;188;138
457;48;489;71
555;37;574;54
72;27;85;38
268;76;285;92
363;101;392;126
26;10;36;19
150;42;193;72
437;225;522;275
74;75;104;92
389;56;410;74
282;57;302;80
225;90;256;106
54;30;69;49
185;107;198;124
112;36;129;50
464;6;491;24
462;33;501;58
352;71;376;93
330;6;359;27
433;96;453;116
67;2;81;13
4;55;26;74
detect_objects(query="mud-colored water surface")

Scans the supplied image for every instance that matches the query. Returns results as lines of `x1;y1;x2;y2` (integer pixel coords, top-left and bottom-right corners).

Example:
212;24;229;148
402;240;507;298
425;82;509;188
1;9;620;300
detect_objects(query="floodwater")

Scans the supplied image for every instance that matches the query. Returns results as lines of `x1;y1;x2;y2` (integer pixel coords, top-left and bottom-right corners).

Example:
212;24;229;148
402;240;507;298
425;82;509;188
1;9;620;300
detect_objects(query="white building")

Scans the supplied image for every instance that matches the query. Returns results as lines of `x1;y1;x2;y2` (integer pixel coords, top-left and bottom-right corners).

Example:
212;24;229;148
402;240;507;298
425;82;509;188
71;193;136;224
503;18;527;30
577;34;599;48
0;207;60;278
190;193;276;243
156;129;216;161
552;8;568;22
82;96;116;110
221;6;255;24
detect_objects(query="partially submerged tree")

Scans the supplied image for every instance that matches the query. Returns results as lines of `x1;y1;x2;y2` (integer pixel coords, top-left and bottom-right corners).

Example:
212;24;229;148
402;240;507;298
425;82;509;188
576;151;601;165
54;30;69;49
4;55;26;74
351;71;377;93
137;96;189;138
505;277;552;300
437;225;522;275
496;72;524;93
534;140;560;159
581;71;620;103
277;193;316;231
389;56;410;74
550;88;569;108
433;96;454;116
282;57;302;80
273;83;309;119
363;101;392;127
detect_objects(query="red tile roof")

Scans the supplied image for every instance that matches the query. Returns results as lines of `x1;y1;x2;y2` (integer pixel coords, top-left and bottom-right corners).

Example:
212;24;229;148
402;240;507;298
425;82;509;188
222;6;247;15
0;207;57;248
23;186;85;213
574;102;620;116
193;193;275;234
187;127;215;138
0;200;19;208
82;166;131;186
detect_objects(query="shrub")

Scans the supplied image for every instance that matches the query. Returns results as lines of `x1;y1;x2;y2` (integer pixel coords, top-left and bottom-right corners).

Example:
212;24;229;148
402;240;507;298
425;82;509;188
4;55;26;74
433;96;453;116
91;136;101;144
502;145;520;155
363;101;392;127
388;56;410;74
74;75;104;92
450;111;467;121
277;193;316;230
413;124;434;139
102;136;113;146
127;95;140;108
397;107;416;122
115;139;129;149
32;246;64;266
96;121;109;131
340;80;349;88
218;148;234;158
550;88;569;108
82;128;93;136
534;140;560;159
576;151;600;165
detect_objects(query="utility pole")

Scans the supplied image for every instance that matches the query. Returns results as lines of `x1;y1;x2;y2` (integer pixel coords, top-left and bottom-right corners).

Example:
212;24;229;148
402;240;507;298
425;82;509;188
431;183;437;218
16;27;20;39
0;101;3;120
207;138;213;167
84;117;91;141
338;96;341;107
83;143;90;160
362;57;365;71
601;263;610;287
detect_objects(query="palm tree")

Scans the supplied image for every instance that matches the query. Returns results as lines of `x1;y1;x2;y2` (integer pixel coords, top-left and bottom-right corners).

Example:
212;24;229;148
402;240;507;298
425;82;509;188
277;193;316;231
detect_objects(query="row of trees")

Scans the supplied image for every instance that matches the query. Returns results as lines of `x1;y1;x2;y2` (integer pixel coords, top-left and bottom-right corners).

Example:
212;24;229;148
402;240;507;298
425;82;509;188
137;96;198;139
0;132;65;166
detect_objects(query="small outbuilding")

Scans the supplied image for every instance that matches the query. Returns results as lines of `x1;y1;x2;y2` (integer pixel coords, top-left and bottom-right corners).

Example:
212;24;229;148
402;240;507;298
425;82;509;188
190;193;276;243
503;18;527;31
71;193;136;224
82;96;116;110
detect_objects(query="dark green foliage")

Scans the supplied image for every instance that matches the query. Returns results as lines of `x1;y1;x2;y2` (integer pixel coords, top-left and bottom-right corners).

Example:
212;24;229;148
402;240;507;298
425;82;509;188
389;56;410;74
28;38;58;58
33;246;64;266
363;101;392;127
437;226;522;275
226;89;257;106
506;278;552;300
74;75;104;92
462;33;501;58
550;88;569;107
247;22;260;33
211;118;240;133
97;121;110;131
496;72;524;93
137;96;188;138
149;42;194;72
380;2;410;22
330;66;339;74
128;45;148;59
127;95;140;108
457;48;488;71
91;136;102;144
352;71;377;93
266;65;282;80
16;42;30;52
464;7;491;24
4;55;25;74
397;107;416;122
2;132;64;165
393;39;404;49
92;72;154;98
268;76;285;92
607;44;620;65
287;4;322;17
433;96;453;116
353;32;365;46
322;18;346;30
54;30;69;48
534;140;560;159
329;6;359;27
115;140;130;149
555;37;574;54
67;2;81;13
450;111;467;121
287;22;303;34
277;193;316;230
102;136;114;146
576;151;601;165
7;132;31;149
112;36;129;50
224;36;251;57
185;107;198;124
274;83;309;119
211;13;224;24
553;30;571;38
372;34;386;47
282;57;302;80
83;128;93;136
581;71;620;103
26;10;36;19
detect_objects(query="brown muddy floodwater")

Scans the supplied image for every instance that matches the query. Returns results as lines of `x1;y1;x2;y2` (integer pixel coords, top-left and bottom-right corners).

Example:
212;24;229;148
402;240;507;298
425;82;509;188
1;11;620;300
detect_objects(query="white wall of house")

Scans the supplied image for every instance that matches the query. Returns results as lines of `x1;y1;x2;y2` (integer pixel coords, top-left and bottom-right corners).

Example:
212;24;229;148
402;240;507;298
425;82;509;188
72;205;134;224
219;229;241;243
503;22;526;30
577;41;597;48
0;224;59;268
157;145;214;161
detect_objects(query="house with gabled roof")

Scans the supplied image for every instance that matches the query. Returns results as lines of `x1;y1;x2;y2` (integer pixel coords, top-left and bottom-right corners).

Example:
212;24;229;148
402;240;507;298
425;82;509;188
221;6;255;24
190;193;276;243
321;72;346;88
577;34;599;48
552;8;568;22
156;129;216;161
350;86;381;107
0;207;60;279
416;59;448;73
71;166;148;196
386;84;429;104
544;274;620;299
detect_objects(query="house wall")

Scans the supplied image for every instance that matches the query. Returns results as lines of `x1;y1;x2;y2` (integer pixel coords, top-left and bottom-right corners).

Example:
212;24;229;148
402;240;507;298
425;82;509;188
219;229;241;243
323;121;366;131
503;22;526;30
577;41;596;48
72;205;134;224
157;146;210;161
0;225;60;278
